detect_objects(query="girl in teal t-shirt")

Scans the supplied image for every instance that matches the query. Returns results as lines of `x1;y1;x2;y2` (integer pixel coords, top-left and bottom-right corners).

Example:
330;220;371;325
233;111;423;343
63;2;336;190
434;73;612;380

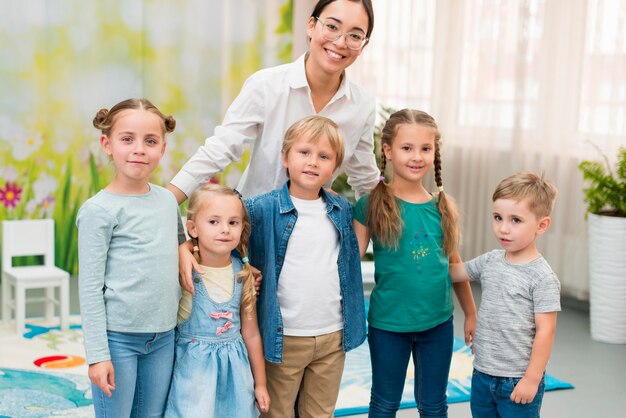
353;109;476;417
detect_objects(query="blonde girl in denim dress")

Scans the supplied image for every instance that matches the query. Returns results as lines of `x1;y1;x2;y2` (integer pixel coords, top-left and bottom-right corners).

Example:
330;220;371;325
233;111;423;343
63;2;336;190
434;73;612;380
165;184;270;417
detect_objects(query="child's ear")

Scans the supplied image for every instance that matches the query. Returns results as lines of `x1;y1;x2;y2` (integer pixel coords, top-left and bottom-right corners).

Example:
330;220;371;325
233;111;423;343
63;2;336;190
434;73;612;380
186;220;198;238
382;143;392;161
100;135;112;156
281;150;289;168
536;216;551;235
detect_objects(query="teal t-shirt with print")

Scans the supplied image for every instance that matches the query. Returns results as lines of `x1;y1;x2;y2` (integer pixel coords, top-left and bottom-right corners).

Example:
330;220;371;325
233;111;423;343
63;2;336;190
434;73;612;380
354;194;453;332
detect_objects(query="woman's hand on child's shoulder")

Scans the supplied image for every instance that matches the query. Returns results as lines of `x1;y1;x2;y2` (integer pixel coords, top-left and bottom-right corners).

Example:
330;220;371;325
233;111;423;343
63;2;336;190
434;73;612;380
255;385;270;413
179;240;200;294
88;361;115;397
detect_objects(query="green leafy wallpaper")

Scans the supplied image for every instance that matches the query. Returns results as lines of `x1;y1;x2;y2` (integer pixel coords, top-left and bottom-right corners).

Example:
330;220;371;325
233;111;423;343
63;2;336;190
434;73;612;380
0;0;293;274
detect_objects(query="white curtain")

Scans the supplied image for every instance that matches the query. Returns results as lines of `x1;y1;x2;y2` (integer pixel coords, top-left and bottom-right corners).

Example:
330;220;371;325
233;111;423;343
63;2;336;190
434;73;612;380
349;0;626;300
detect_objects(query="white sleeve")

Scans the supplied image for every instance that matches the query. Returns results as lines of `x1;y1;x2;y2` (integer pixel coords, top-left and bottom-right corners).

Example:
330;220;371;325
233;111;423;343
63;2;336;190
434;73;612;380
170;73;265;197
343;102;379;199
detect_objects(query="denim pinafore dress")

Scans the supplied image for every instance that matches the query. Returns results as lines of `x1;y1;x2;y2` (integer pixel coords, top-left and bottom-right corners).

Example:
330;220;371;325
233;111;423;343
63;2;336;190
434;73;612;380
165;258;258;417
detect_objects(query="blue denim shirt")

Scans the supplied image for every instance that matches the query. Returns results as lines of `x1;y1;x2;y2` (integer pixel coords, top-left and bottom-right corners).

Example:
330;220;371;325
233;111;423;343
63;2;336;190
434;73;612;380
245;182;366;363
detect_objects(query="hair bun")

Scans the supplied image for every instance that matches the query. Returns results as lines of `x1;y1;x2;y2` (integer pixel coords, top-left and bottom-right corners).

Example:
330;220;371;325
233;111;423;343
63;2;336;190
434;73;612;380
93;108;110;129
164;115;176;133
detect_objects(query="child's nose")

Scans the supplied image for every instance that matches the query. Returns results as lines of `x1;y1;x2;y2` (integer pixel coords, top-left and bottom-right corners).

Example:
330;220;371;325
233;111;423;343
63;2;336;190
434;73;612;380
133;142;146;154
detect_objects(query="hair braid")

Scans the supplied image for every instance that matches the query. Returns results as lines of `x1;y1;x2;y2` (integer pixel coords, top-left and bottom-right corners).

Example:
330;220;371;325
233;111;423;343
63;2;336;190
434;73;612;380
380;152;387;179
433;136;460;256
187;184;256;319
434;146;443;189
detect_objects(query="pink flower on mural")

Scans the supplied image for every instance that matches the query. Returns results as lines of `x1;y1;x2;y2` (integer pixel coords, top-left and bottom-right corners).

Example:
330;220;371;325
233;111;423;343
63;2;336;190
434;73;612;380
0;182;22;208
41;195;56;215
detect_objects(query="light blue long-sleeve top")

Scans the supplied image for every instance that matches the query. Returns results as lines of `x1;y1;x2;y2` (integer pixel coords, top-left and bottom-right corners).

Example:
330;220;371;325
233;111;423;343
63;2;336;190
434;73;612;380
76;184;181;364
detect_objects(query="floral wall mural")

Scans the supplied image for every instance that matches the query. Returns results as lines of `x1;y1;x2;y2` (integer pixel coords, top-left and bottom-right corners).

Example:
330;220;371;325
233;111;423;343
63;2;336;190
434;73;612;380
0;0;293;274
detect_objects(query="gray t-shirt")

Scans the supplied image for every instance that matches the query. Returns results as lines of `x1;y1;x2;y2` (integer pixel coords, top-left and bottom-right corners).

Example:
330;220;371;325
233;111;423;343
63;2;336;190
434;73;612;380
77;184;181;364
465;249;561;377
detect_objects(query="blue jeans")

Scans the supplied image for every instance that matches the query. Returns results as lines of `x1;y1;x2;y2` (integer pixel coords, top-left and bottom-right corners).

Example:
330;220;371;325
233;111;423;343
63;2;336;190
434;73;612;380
91;329;175;418
470;369;545;418
368;317;454;418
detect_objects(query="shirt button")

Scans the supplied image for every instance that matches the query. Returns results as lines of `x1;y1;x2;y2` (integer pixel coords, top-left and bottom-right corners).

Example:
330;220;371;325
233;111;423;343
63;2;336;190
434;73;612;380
193;277;201;283
287;224;292;229
277;256;283;262
277;327;282;332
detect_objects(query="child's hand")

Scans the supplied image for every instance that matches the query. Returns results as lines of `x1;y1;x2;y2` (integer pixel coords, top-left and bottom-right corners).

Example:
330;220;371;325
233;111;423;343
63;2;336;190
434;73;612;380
510;376;539;404
179;241;200;294
255;385;270;413
464;312;476;353
88;361;115;397
251;266;262;295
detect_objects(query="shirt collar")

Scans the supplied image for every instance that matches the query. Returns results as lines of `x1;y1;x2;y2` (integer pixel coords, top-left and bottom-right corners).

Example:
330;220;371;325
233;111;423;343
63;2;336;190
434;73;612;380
278;181;342;214
288;53;352;101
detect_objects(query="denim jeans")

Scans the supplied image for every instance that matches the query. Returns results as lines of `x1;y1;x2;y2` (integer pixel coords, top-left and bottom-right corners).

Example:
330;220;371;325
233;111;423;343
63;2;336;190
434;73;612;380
368;317;454;418
470;369;545;418
91;329;175;418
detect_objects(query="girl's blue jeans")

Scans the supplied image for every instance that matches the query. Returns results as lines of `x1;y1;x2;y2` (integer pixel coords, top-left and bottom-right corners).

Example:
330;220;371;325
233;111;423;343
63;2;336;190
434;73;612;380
470;369;545;418
368;317;454;418
91;329;175;418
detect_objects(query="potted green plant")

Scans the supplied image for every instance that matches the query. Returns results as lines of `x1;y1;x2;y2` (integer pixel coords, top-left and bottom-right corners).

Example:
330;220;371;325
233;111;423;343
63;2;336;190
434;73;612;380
578;146;626;344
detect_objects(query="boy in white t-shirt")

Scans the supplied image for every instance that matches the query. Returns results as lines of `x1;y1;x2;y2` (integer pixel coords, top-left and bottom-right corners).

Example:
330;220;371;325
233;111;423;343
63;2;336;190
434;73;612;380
245;115;366;417
450;172;561;418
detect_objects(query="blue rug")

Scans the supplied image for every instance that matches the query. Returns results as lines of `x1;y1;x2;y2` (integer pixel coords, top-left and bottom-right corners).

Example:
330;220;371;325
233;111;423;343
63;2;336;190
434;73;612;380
334;336;574;416
0;321;573;417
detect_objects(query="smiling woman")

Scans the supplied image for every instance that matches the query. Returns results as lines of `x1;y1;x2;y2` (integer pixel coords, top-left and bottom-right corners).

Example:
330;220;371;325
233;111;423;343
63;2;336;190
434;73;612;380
168;0;379;203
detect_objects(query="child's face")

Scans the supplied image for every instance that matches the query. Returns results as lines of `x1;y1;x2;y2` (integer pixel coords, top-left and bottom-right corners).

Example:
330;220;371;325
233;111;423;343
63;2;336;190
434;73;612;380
187;195;244;265
382;123;435;186
492;198;550;262
306;0;369;76
100;109;166;186
282;134;338;200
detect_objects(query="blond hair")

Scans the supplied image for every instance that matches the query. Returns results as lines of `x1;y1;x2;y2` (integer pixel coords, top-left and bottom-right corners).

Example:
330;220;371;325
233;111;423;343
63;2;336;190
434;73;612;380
366;109;460;255
282;115;345;172
186;184;256;318
493;172;558;218
93;98;176;136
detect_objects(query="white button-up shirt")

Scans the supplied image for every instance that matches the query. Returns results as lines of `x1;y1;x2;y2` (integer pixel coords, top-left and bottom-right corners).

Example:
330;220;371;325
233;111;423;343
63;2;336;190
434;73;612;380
170;54;379;199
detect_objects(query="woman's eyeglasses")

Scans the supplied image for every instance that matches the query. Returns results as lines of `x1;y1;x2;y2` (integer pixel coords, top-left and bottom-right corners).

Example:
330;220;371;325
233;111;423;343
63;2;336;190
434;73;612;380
315;17;368;51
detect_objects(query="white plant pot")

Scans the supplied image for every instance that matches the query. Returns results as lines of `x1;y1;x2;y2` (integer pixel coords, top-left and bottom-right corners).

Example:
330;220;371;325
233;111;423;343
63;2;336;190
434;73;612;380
588;213;626;344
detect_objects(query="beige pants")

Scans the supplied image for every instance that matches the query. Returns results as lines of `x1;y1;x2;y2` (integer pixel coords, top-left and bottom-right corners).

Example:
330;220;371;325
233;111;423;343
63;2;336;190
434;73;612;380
261;330;345;418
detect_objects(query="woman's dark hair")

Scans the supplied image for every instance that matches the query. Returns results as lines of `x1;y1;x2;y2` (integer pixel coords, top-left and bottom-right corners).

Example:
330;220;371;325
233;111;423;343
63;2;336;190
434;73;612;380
310;0;374;39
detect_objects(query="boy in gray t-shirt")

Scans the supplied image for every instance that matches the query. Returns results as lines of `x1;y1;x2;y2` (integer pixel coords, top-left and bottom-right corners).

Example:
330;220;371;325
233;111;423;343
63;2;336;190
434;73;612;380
450;172;560;418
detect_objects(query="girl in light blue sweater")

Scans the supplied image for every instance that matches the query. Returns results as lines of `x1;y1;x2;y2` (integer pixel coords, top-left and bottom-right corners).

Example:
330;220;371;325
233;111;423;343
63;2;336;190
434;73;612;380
77;98;180;417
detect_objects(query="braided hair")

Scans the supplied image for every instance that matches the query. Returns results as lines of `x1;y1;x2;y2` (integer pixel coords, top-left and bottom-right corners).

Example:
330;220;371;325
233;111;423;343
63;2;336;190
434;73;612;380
186;184;256;318
366;109;459;255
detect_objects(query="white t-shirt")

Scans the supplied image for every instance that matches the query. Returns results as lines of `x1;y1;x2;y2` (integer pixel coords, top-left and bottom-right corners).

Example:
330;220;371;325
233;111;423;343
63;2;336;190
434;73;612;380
277;196;343;336
170;54;379;199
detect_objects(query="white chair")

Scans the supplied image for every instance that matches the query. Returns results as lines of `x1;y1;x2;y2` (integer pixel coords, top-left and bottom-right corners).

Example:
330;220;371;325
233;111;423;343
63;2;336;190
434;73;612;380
2;219;70;335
